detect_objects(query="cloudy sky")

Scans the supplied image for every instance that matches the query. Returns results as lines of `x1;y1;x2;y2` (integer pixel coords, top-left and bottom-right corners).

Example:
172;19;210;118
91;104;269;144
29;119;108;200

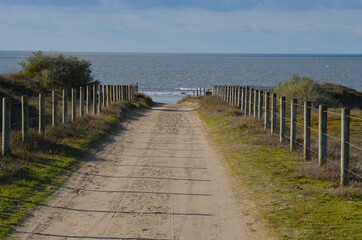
0;0;361;53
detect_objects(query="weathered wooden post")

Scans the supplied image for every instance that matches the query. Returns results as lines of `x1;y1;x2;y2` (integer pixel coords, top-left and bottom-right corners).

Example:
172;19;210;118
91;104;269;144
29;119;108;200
271;93;277;134
245;86;249;115
52;91;58;126
115;85;118;102
120;85;124;101
22;96;28;143
112;85;116;103
341;108;350;186
258;90;263;120
240;87;244;112
304;101;311;160
39;93;45;134
80;87;84;117
230;86;234;106
71;88;77;121
2;97;11;155
280;96;286;142
264;92;270;129
103;85;107;106
93;85;97;115
253;89;258;118
318;104;327;166
228;86;231;104
62;89;67;123
98;85;102;113
290;99;297;151
235;86;238;106
86;85;91;114
249;88;253;116
105;85;109;106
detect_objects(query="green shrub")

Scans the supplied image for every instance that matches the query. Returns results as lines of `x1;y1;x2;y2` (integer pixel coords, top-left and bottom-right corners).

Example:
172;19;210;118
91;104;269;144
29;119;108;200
274;74;339;107
19;51;96;89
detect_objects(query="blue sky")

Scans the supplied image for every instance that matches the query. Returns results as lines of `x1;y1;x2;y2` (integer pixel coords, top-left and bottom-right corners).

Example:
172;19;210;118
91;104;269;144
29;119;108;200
0;0;361;53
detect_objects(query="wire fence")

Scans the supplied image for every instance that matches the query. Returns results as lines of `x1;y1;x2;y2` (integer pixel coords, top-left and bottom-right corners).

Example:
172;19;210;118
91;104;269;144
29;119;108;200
212;85;362;186
0;84;138;155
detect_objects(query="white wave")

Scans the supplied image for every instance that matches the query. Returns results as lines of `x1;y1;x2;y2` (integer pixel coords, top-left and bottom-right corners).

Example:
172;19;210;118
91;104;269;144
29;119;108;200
175;87;197;91
143;91;191;96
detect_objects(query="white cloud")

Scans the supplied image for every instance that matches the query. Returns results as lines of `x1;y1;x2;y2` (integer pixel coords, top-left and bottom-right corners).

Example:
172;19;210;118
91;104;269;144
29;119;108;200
0;5;361;53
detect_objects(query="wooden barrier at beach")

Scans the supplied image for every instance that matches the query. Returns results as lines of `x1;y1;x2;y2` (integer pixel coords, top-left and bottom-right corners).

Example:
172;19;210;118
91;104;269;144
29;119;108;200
211;85;361;186
1;83;138;156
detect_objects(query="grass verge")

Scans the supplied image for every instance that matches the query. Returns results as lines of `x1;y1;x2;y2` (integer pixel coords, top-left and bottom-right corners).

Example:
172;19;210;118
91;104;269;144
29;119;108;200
0;94;152;239
195;96;361;240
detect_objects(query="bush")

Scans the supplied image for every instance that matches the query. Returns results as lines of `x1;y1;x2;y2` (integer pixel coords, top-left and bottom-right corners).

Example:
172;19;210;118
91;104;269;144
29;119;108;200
274;74;338;107
19;51;96;89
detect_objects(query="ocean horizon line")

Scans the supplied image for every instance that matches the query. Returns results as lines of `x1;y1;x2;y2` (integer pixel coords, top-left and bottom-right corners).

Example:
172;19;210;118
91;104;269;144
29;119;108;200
0;50;362;57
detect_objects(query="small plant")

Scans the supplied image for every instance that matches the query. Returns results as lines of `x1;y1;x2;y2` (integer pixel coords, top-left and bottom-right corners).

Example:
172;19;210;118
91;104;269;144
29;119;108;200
274;74;338;107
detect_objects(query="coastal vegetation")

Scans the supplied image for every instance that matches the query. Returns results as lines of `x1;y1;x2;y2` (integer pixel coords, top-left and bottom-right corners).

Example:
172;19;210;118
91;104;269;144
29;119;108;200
0;94;152;238
191;95;361;239
0;51;97;98
273;74;362;109
0;52;153;238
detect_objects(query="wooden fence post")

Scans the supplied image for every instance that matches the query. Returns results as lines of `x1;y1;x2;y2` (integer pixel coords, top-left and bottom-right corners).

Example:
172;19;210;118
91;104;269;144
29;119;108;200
2;97;11;155
249;88;253;116
115;85;118;102
264;92;270;129
103;85;107;107
80;87;84;117
234;86;237;105
341;108;350;186
245;86;249;115
230;86;235;106
254;89;258;118
318;104;327;166
86;85;91;114
240;87;244;112
280;96;286;142
39;93;45;134
111;85;114;103
110;85;113;103
257;90;262;120
98;85;102;113
62;89;67;123
93;85;97;115
71;88;77;121
52;91;58;126
22;96;28;143
290;99;297;151
271;93;277;134
304;101;311;160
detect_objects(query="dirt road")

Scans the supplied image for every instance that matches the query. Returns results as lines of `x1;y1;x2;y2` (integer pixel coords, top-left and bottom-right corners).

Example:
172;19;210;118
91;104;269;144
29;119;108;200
14;103;252;240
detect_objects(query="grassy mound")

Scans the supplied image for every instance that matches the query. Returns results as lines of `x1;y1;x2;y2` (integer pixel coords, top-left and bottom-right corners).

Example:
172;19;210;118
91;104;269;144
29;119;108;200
274;75;339;107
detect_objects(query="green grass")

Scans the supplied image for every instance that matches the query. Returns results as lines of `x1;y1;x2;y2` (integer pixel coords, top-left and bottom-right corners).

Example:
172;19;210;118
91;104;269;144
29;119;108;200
0;95;152;239
196;96;362;240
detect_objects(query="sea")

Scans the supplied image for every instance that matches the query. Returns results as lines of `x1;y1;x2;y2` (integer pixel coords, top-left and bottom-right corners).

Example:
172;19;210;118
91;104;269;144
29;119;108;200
0;51;361;103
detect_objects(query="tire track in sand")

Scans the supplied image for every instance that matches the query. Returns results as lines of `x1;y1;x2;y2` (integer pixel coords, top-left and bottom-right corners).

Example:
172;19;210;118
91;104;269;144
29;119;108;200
13;103;252;240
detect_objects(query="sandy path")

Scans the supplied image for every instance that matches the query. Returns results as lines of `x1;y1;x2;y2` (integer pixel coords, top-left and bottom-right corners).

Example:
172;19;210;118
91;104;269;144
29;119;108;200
14;103;252;240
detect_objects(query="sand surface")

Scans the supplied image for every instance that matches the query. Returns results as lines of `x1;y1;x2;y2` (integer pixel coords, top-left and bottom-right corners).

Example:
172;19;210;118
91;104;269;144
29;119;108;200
14;103;254;240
